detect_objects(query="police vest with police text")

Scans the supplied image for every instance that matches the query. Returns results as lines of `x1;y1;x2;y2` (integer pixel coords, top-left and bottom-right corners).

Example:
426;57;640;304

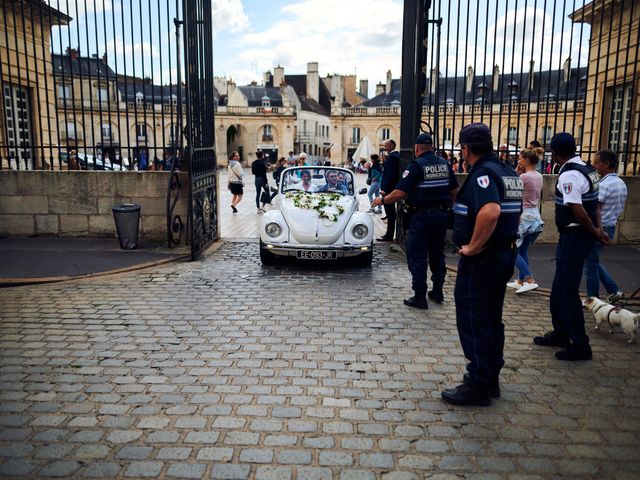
407;153;452;206
554;162;599;229
452;155;523;246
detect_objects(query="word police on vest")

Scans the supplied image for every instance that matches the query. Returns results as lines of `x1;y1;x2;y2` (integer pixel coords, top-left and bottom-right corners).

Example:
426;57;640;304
423;164;450;179
503;177;524;199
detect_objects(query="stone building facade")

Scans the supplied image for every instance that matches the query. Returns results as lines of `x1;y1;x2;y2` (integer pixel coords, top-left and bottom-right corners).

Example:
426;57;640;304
571;0;640;174
0;0;69;170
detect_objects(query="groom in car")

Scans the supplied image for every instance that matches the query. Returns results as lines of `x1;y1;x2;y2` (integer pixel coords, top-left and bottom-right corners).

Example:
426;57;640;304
317;170;349;195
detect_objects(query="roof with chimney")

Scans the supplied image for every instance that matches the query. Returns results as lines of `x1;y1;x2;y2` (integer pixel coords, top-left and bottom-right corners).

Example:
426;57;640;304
53;52;116;79
361;67;585;107
270;74;332;115
237;86;283;107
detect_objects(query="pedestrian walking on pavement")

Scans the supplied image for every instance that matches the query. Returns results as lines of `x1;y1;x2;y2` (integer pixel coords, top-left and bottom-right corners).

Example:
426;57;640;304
372;133;458;310
533;133;610;361
442;123;523;407
378;139;401;241
367;154;382;214
583;149;627;303
227;151;244;213
507;148;544;294
252;151;269;213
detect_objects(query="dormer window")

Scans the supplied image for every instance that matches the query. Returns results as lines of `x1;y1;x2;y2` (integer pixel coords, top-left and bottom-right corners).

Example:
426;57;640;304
477;83;489;96
135;92;144;105
508;82;519;97
261;95;271;108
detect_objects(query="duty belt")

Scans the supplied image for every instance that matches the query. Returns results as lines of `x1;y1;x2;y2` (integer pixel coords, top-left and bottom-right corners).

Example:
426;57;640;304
411;203;450;212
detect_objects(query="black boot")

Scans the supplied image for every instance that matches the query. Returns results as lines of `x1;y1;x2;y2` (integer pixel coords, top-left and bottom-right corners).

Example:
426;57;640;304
463;373;500;398
428;288;444;304
403;295;428;310
533;330;571;348
441;381;492;406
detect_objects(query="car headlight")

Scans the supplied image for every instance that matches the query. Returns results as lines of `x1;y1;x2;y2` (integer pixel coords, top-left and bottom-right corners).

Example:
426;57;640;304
265;222;282;238
352;223;369;240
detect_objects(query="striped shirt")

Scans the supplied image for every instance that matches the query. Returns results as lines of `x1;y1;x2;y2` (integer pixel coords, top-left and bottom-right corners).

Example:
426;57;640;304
598;173;627;227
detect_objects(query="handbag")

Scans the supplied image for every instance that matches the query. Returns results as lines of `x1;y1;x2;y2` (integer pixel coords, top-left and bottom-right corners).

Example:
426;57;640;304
260;190;272;205
365;177;372;186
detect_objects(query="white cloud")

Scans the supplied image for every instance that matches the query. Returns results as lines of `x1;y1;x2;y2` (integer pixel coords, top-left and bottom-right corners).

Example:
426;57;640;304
222;0;403;94
212;0;249;34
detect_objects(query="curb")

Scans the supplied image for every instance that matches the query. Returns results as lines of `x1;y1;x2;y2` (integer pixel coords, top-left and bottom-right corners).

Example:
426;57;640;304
0;254;190;288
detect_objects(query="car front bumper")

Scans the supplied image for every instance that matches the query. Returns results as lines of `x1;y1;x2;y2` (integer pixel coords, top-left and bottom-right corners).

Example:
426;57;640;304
261;241;372;258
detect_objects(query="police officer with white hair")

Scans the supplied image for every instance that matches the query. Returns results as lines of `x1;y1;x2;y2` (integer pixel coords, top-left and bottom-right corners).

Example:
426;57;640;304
373;132;458;309
442;123;523;407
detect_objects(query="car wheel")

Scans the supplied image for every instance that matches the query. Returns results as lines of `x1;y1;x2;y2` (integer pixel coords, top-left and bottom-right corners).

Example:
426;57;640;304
352;249;373;267
260;241;278;265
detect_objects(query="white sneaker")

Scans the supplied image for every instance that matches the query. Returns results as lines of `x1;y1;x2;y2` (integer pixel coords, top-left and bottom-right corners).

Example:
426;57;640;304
507;280;523;289
516;282;539;294
257;208;264;214
607;291;624;303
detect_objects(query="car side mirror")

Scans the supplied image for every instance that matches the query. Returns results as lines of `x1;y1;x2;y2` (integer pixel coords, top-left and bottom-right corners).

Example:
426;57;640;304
358;187;368;195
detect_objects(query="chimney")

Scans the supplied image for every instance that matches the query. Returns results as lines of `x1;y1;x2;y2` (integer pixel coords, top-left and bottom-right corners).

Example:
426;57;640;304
67;47;79;60
492;65;500;92
227;79;236;97
528;60;535;90
466;66;474;93
306;62;319;102
274;65;284;86
359;79;368;97
375;82;385;96
386;70;392;93
563;57;571;82
263;70;272;86
430;68;438;94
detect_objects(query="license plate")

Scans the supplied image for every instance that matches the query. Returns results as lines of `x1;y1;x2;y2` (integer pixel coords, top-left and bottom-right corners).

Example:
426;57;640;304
297;250;337;260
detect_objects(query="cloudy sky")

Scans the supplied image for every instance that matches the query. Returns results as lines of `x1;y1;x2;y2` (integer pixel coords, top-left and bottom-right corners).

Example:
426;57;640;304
49;0;591;97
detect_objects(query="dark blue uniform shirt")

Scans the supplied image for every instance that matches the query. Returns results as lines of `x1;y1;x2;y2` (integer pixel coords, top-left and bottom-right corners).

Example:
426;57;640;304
452;154;523;246
396;152;458;206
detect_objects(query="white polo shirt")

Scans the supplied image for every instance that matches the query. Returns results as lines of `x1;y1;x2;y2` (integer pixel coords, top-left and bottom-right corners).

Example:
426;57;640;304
557;157;591;205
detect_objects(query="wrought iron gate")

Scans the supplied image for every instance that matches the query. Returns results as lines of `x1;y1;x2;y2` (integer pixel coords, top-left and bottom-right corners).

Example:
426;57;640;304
182;0;218;259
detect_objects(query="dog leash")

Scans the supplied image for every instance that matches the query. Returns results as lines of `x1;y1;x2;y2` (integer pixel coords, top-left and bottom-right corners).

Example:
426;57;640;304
615;287;640;309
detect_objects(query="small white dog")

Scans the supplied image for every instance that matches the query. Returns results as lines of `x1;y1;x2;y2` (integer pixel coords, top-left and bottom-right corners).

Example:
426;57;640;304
584;297;639;344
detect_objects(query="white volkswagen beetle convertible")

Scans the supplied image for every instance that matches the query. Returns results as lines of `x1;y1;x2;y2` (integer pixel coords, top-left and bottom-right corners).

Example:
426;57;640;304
259;166;374;266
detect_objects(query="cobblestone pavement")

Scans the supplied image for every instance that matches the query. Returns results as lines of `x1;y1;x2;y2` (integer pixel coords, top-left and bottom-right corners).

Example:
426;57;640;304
1;241;639;479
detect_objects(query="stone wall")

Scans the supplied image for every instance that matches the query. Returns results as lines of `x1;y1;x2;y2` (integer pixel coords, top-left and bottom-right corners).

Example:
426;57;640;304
0;171;190;241
455;173;640;244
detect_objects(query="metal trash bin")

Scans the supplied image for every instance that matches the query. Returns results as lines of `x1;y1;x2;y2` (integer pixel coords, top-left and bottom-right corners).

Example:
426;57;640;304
112;203;141;250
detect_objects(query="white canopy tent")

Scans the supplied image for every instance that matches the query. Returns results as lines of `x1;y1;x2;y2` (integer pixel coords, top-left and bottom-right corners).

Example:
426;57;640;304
351;136;376;164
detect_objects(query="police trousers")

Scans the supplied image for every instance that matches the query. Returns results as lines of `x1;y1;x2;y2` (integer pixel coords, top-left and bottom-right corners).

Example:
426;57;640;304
406;210;448;297
550;228;594;348
454;246;515;385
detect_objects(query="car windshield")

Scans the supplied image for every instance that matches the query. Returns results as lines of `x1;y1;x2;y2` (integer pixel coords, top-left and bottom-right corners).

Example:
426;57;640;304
282;167;354;196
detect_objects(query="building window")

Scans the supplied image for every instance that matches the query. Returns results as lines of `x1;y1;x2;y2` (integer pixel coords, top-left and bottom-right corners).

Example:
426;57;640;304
508;127;518;145
97;87;109;103
263;124;273;142
443;127;452;142
135;92;143;105
351;127;361;144
577;125;583;143
541;126;553;145
58;84;71;100
302;120;307;135
607;84;632;159
380;128;390;141
101;123;112;140
262;97;270;107
169;124;180;142
66;122;76;139
136;123;147;140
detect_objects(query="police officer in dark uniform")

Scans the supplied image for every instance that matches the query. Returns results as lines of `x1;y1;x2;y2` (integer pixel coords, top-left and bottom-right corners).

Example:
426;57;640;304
533;133;609;361
441;123;523;407
372;133;458;309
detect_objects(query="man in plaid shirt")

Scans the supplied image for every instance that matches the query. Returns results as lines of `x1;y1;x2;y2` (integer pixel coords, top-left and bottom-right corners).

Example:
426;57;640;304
583;149;628;303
